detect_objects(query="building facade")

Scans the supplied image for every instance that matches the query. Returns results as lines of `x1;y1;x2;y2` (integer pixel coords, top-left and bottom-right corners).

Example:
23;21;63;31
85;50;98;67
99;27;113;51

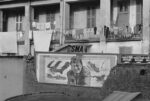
0;0;149;55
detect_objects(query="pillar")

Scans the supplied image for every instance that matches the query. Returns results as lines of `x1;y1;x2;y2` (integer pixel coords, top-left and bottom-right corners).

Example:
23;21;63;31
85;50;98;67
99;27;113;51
100;0;111;27
99;0;111;53
60;0;70;45
129;0;136;32
24;3;31;55
142;0;150;54
0;10;3;32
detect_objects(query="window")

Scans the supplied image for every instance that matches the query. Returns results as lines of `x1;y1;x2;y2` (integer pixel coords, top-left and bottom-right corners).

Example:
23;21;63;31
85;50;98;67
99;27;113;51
16;14;23;32
118;0;129;13
34;9;39;22
87;7;96;28
70;12;74;29
136;0;142;24
3;12;7;32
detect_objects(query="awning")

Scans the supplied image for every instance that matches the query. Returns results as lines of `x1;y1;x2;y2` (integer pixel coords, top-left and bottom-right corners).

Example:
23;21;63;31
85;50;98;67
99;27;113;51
103;91;141;101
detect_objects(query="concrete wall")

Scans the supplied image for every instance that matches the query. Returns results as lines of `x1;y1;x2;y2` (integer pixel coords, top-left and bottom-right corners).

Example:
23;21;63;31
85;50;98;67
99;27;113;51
102;64;150;100
0;57;24;101
88;43;101;53
88;41;142;54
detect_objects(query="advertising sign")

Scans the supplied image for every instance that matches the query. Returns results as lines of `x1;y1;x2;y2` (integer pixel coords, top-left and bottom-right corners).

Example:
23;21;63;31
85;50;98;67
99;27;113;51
36;53;117;87
121;55;150;64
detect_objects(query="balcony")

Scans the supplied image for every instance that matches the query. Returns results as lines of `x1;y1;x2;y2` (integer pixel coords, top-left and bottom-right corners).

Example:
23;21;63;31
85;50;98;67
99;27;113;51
105;24;142;41
65;28;100;42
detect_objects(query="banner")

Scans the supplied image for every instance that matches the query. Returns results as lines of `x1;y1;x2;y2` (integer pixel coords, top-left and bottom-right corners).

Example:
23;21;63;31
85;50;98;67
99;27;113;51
33;31;53;52
0;32;17;53
36;53;117;87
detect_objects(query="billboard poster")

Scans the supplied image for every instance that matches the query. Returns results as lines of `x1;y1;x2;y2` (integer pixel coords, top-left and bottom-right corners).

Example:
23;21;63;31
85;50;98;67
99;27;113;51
36;53;117;87
121;55;150;64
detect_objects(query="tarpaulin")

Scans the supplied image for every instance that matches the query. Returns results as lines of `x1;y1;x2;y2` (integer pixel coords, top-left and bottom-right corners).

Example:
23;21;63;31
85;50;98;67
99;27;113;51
0;32;17;53
33;31;53;52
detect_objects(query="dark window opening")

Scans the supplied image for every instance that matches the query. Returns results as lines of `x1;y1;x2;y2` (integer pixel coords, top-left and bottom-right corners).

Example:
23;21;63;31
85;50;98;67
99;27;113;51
118;0;129;13
140;69;146;76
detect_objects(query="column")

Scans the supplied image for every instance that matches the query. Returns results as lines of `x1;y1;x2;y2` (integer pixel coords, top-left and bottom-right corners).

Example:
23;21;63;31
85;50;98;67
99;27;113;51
63;2;70;30
0;10;3;32
99;0;111;27
129;0;136;32
142;0;150;54
24;3;31;55
99;0;111;53
60;0;70;45
30;6;34;29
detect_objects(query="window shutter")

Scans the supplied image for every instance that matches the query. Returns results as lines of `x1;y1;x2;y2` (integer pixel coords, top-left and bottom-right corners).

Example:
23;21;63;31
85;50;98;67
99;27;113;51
87;7;96;28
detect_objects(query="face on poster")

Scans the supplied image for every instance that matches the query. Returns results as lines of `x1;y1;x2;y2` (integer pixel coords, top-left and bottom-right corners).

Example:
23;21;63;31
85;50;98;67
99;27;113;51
36;53;117;87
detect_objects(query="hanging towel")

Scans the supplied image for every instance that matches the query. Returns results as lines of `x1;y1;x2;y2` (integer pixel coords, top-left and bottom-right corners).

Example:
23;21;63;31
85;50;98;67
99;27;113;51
0;32;17;53
33;31;53;52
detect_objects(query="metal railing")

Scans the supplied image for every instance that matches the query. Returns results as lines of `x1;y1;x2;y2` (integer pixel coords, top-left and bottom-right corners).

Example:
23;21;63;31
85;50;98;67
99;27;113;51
105;24;142;41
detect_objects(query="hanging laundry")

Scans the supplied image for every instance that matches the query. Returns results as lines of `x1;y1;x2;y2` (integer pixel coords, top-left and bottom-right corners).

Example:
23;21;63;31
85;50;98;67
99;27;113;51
33;31;53;52
76;29;84;39
45;22;51;30
0;32;17;53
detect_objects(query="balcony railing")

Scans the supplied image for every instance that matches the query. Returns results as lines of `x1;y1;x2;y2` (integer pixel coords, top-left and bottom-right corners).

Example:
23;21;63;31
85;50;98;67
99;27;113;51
65;28;100;41
105;24;142;41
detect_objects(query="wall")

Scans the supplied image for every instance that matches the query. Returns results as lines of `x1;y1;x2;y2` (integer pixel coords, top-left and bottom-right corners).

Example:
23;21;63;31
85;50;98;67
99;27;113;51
24;57;150;101
88;43;101;53
104;41;142;54
102;64;150;100
0;57;24;101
